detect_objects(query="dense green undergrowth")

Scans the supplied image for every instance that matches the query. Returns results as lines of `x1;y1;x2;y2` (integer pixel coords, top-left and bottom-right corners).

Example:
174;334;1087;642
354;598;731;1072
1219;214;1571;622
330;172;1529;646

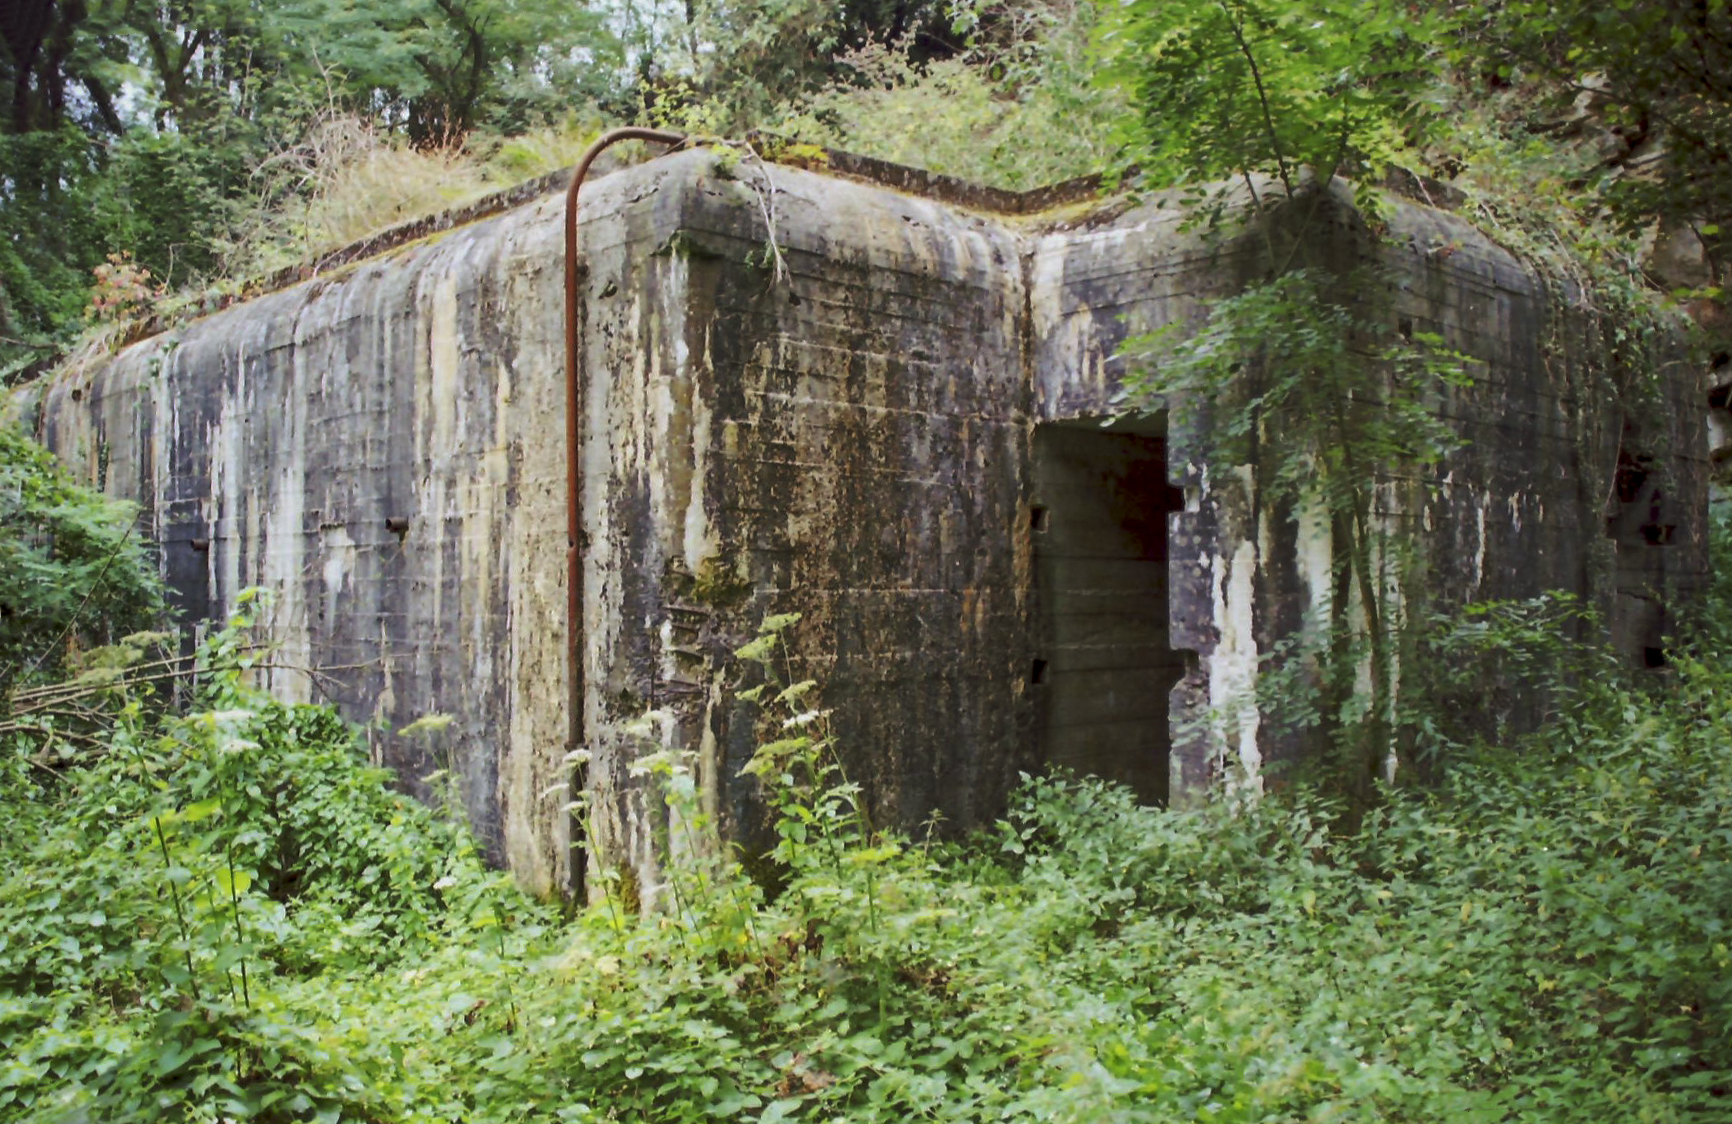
2;428;1730;1120
2;603;1730;1121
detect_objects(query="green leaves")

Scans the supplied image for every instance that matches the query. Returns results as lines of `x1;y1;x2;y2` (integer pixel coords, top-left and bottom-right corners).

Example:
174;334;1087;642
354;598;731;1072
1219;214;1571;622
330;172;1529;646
262;0;619;144
0;425;165;698
0;606;534;1119
0;0;624;375
1469;0;1732;237
1101;0;1450;198
1119;266;1469;526
10;512;1732;1120
1099;0;1482;802
7;653;1732;1120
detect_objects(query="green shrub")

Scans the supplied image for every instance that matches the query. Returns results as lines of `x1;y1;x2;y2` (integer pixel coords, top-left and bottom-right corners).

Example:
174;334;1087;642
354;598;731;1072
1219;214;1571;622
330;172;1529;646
392;608;1732;1121
0;618;530;1121
0;129;111;379
3;517;1730;1123
0;424;164;698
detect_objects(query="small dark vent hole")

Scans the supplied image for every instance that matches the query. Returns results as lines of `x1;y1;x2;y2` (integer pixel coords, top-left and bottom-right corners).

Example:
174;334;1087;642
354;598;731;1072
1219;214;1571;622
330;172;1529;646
1030;658;1048;685
1711;384;1732;410
1397;316;1414;340
1644;646;1668;669
386;517;410;539
190;538;210;553
1030;505;1049;533
1614;449;1652;503
1713;350;1730;371
1640;523;1676;545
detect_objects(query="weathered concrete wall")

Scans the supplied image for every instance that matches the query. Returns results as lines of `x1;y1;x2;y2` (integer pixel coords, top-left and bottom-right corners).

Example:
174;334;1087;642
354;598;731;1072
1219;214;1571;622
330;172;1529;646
1026;179;1708;786
26;156;710;893
16;150;1708;893
574;155;1034;877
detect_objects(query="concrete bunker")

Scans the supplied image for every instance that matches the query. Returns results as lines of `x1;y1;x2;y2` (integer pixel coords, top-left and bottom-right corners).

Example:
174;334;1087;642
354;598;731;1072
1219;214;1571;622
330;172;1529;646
11;145;1710;895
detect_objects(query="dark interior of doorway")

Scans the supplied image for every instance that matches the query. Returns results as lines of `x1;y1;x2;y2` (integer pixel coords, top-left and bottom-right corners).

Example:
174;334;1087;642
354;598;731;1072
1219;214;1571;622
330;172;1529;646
1031;422;1184;805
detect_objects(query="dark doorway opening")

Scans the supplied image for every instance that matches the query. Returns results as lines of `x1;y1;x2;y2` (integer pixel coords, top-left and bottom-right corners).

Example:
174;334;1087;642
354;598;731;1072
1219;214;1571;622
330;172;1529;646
1031;422;1185;805
1604;427;1677;669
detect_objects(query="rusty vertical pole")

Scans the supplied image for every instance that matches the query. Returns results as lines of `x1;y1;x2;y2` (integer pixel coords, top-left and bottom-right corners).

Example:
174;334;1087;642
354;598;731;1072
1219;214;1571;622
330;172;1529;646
564;127;687;900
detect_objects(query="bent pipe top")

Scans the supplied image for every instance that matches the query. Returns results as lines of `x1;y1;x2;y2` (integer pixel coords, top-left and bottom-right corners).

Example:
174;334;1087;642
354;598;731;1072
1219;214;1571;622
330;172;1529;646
563;128;696;901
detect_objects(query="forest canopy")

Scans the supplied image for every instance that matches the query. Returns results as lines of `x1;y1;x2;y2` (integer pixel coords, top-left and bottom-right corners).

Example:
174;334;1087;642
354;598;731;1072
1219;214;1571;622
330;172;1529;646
2;0;1729;380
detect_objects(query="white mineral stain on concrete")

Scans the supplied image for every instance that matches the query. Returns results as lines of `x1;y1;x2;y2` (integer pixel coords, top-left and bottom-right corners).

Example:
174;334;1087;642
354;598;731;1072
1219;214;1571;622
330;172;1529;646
1209;535;1264;792
320;525;354;632
1027;234;1087;412
501;236;562;892
1473;494;1489;593
683;376;715;570
213;374;243;609
372;618;396;768
1295;491;1334;632
262;308;311;702
1376;531;1405;784
430;276;462;459
423;271;461;652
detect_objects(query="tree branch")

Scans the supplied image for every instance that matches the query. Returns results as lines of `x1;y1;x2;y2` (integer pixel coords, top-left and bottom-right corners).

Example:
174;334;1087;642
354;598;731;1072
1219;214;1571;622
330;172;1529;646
1221;0;1294;198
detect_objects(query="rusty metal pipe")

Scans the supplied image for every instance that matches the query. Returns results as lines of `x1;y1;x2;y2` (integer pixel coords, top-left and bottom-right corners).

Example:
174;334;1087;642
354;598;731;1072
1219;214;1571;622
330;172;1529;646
564;127;688;899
